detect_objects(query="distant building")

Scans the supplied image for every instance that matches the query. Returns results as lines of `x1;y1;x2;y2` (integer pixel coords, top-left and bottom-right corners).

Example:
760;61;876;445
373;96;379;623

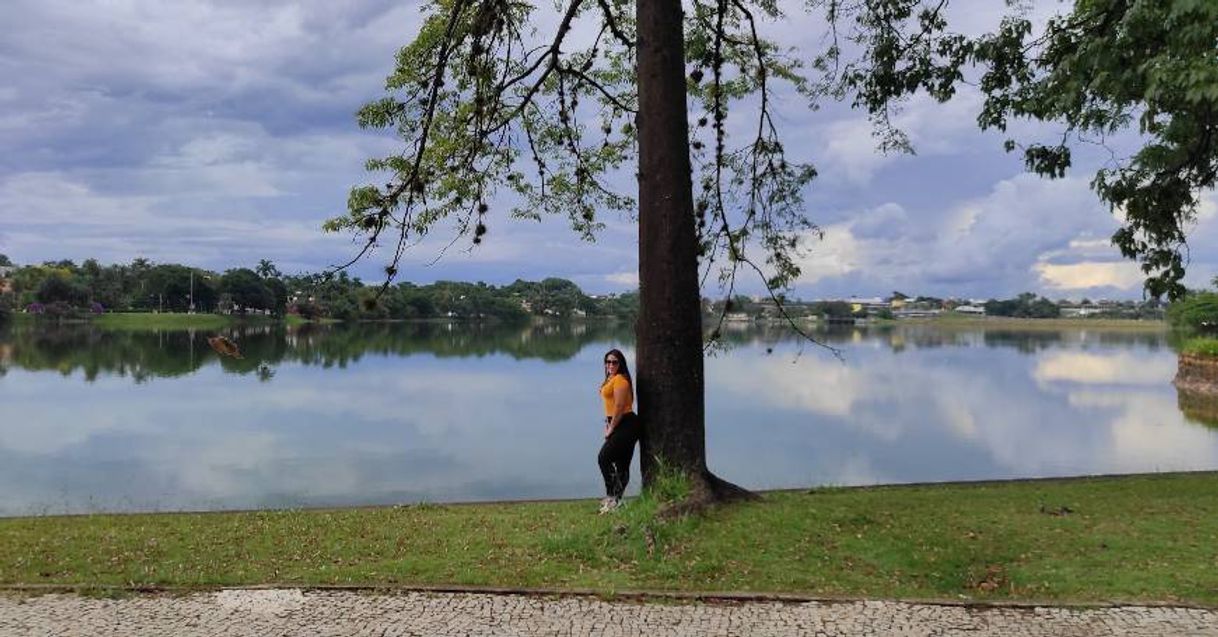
848;297;887;314
955;305;986;315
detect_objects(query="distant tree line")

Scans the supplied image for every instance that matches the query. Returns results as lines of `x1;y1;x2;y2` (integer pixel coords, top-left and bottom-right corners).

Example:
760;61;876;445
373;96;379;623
984;293;1062;319
983;293;1164;320
0;253;1171;325
0;255;639;322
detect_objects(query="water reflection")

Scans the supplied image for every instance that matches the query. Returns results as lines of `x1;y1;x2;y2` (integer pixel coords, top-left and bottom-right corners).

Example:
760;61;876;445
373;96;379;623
1177;386;1218;430
705;330;1215;490
0;320;1214;516
1033;351;1177;385
0;320;632;382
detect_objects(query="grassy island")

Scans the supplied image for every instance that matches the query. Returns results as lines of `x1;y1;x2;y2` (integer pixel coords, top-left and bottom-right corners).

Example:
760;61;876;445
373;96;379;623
1;472;1215;605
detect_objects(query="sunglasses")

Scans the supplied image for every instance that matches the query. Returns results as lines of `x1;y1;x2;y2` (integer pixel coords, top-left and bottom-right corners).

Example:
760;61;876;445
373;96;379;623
604;359;620;365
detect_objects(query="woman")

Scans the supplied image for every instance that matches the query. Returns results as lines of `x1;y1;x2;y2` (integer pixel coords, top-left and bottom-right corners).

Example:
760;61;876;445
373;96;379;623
597;348;640;513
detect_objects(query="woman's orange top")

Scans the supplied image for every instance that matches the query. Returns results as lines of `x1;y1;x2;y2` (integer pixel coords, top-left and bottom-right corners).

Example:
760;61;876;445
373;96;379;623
601;374;634;416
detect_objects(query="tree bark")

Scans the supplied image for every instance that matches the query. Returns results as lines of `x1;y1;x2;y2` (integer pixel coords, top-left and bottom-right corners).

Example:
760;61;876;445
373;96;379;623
635;0;754;507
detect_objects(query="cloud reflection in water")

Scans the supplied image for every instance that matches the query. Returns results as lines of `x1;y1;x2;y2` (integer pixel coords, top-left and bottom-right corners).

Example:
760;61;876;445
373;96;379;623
705;330;1218;488
1;323;1216;515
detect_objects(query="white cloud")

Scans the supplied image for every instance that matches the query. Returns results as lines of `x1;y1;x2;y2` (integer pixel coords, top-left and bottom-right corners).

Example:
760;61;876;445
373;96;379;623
929;176;1109;275
1068;238;1115;252
794;224;862;284
810;88;988;185
604;271;639;287
792;173;1131;298
0;172;161;228
2;1;414;98
1034;261;1144;291
0;171;343;268
941;0;1070;39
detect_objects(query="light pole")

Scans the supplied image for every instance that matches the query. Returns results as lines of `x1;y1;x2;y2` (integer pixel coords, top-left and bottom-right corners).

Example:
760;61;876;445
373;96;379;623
189;270;195;314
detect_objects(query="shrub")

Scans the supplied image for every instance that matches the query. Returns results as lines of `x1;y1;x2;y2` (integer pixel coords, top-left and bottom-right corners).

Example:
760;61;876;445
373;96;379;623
1167;292;1218;332
291;301;326;321
43;301;79;319
36;274;87;306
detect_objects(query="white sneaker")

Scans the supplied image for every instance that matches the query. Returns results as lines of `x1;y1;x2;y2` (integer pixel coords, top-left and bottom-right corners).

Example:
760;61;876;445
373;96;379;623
598;496;621;514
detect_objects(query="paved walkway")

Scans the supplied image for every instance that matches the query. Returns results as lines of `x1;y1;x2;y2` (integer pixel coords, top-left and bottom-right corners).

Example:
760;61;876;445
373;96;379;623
1;589;1214;636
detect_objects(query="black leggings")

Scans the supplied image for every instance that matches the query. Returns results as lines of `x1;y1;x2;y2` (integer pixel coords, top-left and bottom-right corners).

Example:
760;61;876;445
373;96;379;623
598;412;641;499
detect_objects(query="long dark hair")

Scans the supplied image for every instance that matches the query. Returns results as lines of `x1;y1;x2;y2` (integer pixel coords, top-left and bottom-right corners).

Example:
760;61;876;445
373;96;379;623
602;348;632;386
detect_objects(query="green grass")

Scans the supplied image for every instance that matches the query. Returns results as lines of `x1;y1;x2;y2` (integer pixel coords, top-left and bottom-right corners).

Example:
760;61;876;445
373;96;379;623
92;313;278;330
1;473;1215;605
1182;337;1218;357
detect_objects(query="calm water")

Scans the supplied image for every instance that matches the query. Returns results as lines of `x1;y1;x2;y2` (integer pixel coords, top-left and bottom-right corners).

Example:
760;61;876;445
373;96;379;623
1;320;1215;516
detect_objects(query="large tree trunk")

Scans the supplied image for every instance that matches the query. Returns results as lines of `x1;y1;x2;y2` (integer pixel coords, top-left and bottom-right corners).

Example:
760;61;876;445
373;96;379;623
635;0;753;507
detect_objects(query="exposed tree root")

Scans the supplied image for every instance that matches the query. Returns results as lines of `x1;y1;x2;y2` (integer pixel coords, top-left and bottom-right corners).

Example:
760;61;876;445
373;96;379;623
656;469;760;520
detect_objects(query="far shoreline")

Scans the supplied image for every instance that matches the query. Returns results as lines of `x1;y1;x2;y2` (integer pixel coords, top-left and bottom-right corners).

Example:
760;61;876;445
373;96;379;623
879;315;1168;330
4;469;1210;522
5;312;1170;331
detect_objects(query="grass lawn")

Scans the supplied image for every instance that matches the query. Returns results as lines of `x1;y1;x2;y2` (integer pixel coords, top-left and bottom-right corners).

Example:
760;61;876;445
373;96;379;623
2;473;1215;604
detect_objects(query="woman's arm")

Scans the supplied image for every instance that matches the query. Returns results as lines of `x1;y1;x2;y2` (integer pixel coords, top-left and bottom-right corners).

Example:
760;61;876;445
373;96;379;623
607;381;632;434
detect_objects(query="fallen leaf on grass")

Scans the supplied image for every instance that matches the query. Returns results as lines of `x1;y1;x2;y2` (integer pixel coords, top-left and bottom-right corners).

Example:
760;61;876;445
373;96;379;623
967;564;1007;593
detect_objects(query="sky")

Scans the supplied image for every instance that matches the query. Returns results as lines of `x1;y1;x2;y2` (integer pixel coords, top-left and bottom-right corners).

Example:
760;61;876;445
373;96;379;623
2;0;1216;301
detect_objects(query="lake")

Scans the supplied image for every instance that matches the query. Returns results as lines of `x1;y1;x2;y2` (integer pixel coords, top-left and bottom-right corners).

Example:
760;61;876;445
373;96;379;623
1;319;1215;517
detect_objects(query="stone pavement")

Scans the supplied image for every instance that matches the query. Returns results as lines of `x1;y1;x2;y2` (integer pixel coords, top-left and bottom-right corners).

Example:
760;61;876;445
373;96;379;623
0;589;1215;636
